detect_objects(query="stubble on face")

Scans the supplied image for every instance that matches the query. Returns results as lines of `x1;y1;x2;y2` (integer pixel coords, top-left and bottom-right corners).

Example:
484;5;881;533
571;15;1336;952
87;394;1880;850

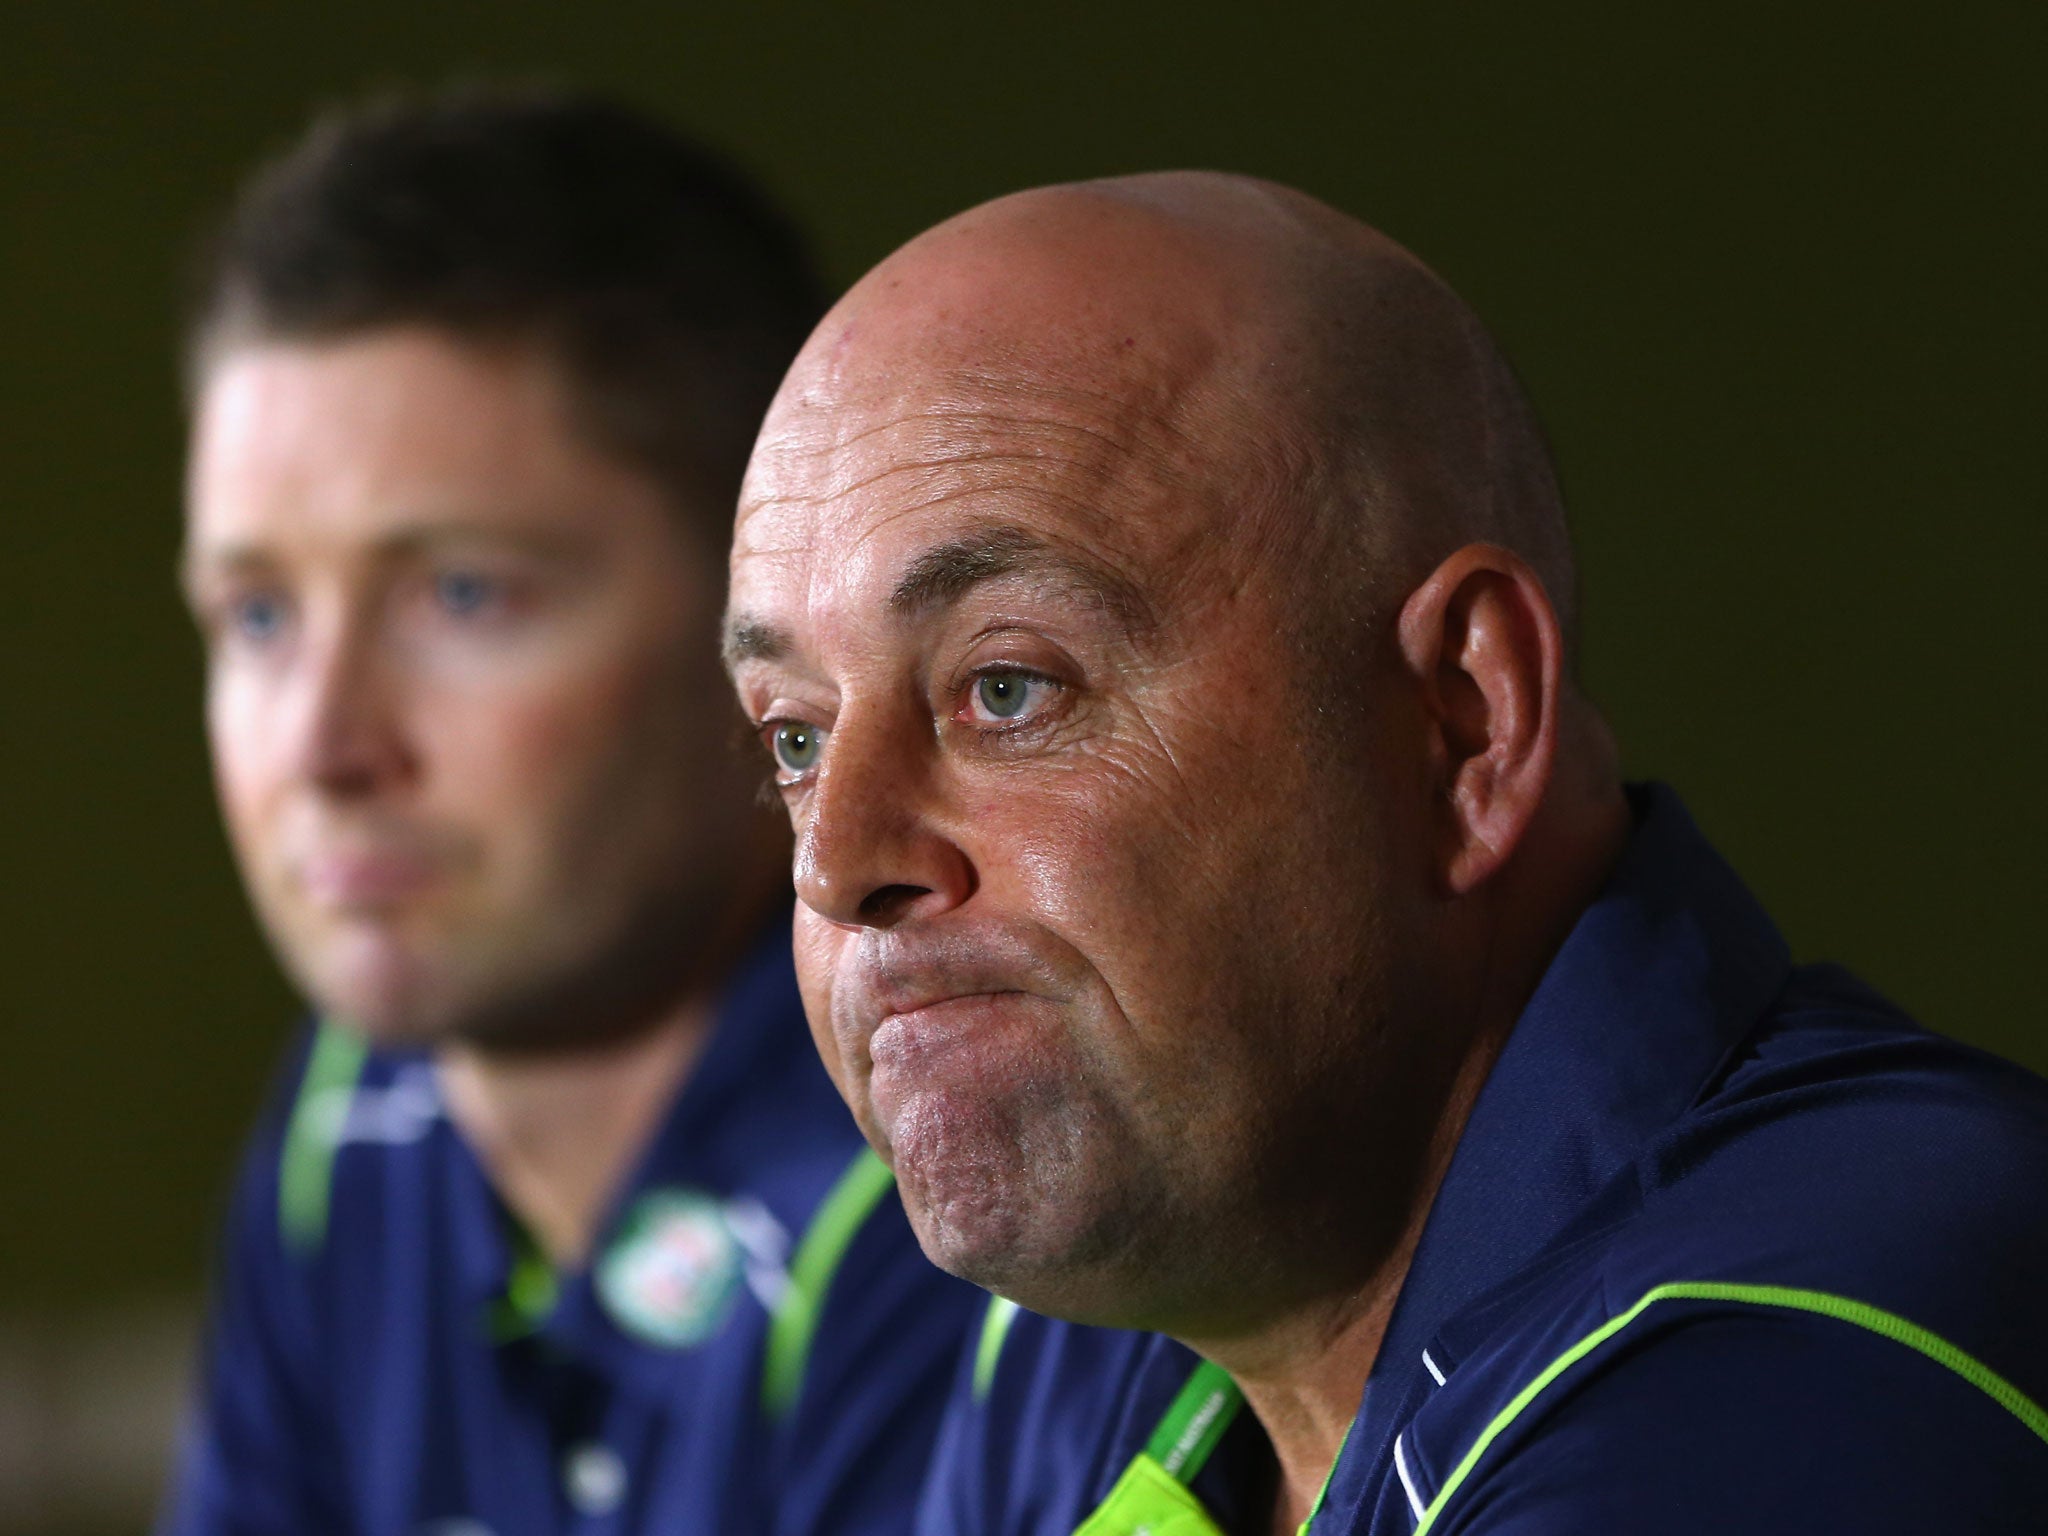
190;331;770;1054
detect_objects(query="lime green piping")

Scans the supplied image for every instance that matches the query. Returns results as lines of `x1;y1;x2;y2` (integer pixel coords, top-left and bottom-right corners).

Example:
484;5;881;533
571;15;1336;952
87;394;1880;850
760;1147;898;1417
1413;1281;2048;1534
487;1226;562;1342
278;1023;369;1254
1144;1358;1244;1480
974;1296;1022;1400
1296;1413;1351;1535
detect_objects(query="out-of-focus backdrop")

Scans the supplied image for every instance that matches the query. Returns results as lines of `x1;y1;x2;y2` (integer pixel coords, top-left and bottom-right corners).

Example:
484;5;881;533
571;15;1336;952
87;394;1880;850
2;3;2041;1530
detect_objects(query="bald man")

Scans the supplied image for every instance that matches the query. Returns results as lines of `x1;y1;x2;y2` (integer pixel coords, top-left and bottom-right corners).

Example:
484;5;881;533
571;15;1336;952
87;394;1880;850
724;174;2048;1535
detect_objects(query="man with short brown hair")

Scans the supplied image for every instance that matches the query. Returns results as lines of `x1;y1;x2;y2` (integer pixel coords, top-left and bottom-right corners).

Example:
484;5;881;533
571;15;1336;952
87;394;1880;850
165;86;975;1536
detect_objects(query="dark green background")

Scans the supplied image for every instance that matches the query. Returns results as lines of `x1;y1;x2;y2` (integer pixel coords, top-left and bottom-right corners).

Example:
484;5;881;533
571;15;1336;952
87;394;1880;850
4;2;2042;1321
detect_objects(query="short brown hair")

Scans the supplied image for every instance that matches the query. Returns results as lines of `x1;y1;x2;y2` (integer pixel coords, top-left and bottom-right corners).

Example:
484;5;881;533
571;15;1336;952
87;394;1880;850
187;83;826;543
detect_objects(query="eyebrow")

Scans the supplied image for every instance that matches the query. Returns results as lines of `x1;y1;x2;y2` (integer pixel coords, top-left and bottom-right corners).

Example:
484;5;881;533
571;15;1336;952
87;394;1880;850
179;541;262;582
180;522;592;588
177;541;281;607
887;525;1151;628
722;615;793;667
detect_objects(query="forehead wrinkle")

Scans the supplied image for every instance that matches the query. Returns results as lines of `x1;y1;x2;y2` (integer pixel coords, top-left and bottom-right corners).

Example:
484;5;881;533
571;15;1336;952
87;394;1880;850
886;524;1154;633
734;326;1276;673
795;470;1170;612
750;407;1176;517
742;405;1188;590
738;424;1244;675
747;345;1222;502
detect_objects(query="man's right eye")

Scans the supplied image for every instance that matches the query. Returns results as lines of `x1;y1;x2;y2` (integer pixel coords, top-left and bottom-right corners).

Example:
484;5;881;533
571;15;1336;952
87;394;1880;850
769;721;827;777
227;592;290;644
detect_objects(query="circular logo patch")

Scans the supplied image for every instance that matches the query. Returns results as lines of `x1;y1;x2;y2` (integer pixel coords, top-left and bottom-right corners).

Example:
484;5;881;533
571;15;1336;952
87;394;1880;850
595;1188;744;1348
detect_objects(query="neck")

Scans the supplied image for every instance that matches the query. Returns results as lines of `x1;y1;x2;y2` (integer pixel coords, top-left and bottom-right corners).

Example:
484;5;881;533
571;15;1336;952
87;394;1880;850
1217;774;1633;1533
1231;1290;1401;1536
437;993;717;1270
1192;1030;1499;1535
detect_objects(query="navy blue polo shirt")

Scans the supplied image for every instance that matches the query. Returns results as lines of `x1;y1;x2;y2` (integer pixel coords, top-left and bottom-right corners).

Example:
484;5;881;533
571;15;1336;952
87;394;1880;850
163;924;981;1536
920;787;2048;1534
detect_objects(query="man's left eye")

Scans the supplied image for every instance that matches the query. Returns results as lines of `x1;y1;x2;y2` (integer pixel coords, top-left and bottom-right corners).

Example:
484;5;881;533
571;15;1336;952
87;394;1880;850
967;669;1054;723
434;570;502;616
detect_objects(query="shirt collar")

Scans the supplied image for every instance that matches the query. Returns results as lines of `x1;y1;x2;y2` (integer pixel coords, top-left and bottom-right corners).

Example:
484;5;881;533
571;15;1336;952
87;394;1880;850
1331;784;1792;1505
448;917;807;1323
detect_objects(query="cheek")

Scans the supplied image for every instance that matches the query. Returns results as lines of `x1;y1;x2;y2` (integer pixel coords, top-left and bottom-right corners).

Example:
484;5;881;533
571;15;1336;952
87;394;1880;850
206;673;289;857
990;748;1240;947
977;737;1313;1039
792;912;850;1086
424;648;681;845
1006;803;1134;930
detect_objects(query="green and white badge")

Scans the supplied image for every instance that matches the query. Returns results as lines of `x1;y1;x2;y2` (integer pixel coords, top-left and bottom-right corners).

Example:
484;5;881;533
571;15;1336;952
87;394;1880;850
595;1188;744;1348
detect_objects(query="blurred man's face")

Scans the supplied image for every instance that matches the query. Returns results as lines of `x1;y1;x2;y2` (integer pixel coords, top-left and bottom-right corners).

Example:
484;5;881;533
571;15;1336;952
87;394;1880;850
726;358;1428;1329
186;328;754;1049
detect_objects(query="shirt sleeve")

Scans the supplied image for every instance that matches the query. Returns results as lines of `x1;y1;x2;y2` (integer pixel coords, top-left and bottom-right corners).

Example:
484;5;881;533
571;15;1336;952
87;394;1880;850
765;1178;984;1536
1424;1307;2048;1534
155;1047;345;1536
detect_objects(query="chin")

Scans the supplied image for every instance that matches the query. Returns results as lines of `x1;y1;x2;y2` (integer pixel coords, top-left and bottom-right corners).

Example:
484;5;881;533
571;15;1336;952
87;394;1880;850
291;932;453;1047
309;983;447;1050
885;1091;1153;1324
916;1202;1166;1329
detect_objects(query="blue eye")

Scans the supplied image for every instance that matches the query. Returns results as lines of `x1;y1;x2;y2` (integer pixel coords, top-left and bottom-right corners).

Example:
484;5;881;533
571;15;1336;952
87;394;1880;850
434;569;500;616
772;722;825;775
229;593;288;643
971;670;1042;722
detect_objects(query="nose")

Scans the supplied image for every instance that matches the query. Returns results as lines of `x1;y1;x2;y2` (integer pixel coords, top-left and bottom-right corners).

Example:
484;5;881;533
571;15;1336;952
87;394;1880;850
289;612;418;799
793;710;975;929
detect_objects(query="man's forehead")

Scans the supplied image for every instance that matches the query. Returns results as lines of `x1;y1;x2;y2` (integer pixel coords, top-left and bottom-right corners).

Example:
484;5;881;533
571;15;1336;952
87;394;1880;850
739;315;1269;603
729;183;1331;649
733;401;1196;626
746;353;1210;499
732;363;1308;678
190;334;668;556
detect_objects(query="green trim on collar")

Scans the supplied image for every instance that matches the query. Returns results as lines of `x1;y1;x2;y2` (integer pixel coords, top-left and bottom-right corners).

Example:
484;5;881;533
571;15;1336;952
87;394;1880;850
1144;1359;1243;1478
760;1147;898;1418
487;1225;561;1343
278;1023;369;1255
1297;1413;1350;1534
974;1296;1023;1400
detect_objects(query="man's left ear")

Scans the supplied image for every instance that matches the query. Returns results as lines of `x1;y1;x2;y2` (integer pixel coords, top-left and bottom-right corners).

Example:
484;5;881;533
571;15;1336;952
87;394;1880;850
1396;543;1563;896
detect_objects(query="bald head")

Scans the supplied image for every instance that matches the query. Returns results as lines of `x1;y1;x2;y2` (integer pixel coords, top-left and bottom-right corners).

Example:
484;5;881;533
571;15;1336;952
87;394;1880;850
726;173;1621;1333
744;171;1573;655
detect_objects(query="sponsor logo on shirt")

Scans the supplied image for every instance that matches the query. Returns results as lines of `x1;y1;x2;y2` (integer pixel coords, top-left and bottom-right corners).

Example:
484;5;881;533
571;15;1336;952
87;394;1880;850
595;1188;750;1347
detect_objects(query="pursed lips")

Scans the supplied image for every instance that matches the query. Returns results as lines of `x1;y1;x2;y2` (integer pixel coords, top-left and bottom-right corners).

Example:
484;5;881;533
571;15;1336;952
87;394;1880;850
860;990;1050;1133
293;845;443;909
834;927;1075;1084
868;987;1029;1050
